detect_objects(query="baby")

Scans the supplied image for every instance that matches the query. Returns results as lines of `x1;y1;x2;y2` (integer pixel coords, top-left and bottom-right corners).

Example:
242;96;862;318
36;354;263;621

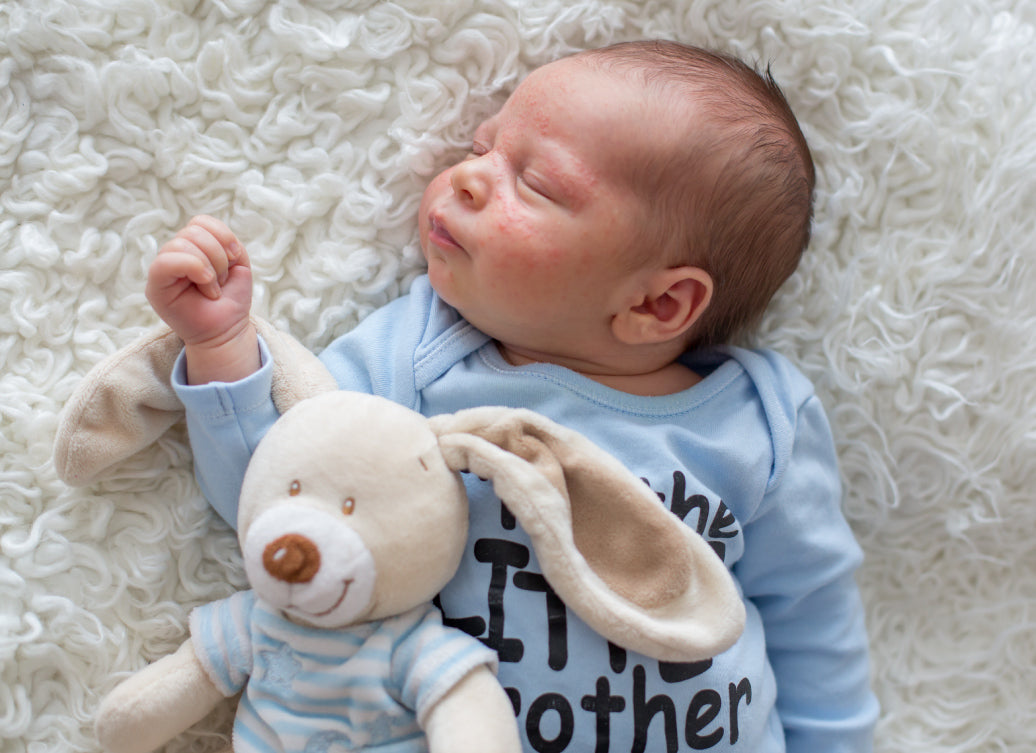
149;41;877;752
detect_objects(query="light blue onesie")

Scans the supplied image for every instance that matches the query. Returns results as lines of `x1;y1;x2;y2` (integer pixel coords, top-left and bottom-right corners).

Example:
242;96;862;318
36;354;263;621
174;275;878;753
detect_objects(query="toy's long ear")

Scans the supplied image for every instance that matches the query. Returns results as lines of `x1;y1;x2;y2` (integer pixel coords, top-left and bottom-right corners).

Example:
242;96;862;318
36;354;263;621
54;318;336;486
430;407;746;663
255;318;339;412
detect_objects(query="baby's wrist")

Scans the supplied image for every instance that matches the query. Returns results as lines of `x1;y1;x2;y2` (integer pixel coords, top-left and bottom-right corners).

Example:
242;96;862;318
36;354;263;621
184;323;260;385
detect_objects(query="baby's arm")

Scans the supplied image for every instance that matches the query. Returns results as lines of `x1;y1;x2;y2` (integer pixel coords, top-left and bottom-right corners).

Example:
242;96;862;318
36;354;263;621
144;216;270;524
169;275;438;526
174;347;279;526
737;396;878;752
146;215;260;384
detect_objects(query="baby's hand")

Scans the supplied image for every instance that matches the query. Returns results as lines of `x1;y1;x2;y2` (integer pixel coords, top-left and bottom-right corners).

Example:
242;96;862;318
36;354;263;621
147;216;259;383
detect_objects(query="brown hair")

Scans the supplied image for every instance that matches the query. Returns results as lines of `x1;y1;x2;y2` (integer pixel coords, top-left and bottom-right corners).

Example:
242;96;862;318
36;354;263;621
577;41;816;347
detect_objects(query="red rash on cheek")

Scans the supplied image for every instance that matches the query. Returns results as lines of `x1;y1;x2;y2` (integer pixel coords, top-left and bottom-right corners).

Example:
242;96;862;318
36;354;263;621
490;190;533;236
491;202;567;271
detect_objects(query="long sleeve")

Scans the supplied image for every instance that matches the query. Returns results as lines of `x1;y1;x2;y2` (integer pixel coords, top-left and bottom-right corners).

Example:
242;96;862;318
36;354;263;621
172;339;281;527
733;394;879;752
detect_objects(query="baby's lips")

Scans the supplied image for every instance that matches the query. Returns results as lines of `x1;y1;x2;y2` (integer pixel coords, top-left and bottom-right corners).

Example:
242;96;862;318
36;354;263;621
429;214;463;251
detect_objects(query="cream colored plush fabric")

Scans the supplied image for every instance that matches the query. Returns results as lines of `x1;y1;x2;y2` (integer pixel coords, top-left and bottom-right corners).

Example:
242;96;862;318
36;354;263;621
2;1;1035;751
432;406;745;662
53;318;334;486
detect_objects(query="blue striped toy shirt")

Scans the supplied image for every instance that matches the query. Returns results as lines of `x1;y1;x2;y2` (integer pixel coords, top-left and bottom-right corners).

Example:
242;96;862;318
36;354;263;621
189;591;499;752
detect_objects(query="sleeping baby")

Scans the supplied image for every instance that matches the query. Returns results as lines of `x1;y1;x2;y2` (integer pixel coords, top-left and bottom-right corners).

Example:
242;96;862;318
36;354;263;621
145;40;878;753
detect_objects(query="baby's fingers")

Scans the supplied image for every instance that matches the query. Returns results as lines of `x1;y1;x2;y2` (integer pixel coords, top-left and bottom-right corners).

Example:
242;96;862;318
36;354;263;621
186;215;245;261
153;218;248;299
176;224;234;288
148;246;224;301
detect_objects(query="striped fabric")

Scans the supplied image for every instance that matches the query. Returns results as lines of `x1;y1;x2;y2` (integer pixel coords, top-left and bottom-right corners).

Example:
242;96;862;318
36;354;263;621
190;591;498;752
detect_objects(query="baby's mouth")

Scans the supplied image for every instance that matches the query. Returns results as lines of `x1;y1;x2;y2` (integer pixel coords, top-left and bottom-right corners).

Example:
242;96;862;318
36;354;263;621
429;215;463;251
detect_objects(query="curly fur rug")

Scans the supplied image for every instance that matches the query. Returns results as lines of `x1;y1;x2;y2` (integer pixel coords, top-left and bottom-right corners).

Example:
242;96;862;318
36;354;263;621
2;0;1035;751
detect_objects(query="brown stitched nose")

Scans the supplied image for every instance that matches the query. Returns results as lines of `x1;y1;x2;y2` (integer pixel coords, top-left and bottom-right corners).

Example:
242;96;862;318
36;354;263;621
263;533;321;583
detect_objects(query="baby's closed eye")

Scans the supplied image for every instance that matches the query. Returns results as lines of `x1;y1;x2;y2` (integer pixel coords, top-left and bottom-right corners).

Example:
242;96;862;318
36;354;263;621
517;172;554;201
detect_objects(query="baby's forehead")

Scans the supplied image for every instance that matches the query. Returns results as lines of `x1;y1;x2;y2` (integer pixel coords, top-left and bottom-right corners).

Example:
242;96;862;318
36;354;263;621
494;59;691;163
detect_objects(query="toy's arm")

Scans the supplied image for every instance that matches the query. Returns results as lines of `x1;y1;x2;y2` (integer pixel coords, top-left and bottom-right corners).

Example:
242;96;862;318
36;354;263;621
95;639;226;753
423;665;521;753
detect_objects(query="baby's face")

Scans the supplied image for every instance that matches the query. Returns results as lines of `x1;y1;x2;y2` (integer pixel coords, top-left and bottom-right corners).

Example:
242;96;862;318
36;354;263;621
419;57;667;364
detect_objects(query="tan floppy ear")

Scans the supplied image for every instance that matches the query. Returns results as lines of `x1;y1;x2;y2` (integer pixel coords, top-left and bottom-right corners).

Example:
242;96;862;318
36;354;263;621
252;318;338;412
54;325;184;486
54;318;336;487
430;407;745;663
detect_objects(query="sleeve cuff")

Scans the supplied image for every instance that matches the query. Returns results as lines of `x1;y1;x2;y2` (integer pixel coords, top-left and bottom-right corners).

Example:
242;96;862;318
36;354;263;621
172;337;275;419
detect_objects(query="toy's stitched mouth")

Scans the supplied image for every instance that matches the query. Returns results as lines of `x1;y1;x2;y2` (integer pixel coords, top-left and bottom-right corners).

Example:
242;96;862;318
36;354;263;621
291;579;353;618
315;579;353;617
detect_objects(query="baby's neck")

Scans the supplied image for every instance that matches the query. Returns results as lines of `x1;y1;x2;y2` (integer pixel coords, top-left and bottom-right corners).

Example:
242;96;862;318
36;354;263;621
496;343;701;397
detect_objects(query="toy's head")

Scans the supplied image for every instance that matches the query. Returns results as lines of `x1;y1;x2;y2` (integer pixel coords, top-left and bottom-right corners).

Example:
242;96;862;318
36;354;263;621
237;392;467;628
55;320;746;661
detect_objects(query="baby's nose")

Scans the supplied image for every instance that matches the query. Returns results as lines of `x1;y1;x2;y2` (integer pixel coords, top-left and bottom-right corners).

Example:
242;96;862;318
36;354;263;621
450;156;493;207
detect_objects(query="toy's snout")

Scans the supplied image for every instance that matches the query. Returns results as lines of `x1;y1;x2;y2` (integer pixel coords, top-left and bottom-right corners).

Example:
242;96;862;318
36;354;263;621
242;504;377;628
264;534;321;584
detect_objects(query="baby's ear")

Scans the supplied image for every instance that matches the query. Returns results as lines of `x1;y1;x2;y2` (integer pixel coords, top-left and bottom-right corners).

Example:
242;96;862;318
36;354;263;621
431;406;744;663
612;266;713;346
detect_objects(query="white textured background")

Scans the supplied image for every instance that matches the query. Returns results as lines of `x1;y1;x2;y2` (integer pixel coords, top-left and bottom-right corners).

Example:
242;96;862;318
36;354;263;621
2;1;1035;750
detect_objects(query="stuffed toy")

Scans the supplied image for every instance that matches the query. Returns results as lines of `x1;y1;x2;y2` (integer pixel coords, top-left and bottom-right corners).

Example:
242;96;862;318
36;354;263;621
55;320;746;753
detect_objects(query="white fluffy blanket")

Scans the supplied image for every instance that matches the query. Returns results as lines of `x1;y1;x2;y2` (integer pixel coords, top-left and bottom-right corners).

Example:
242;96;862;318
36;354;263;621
2;1;1035;751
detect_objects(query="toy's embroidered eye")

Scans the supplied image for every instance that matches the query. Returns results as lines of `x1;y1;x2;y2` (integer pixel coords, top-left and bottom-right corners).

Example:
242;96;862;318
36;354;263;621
342;497;356;515
289;480;301;497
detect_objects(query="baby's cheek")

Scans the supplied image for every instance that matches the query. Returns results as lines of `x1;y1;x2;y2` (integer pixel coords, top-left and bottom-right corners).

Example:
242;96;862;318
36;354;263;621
421;170;452;209
528;246;569;273
498;238;565;277
490;195;526;236
495;212;566;268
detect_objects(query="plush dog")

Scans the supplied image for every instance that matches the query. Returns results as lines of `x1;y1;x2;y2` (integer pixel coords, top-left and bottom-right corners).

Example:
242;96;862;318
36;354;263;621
55;320;745;753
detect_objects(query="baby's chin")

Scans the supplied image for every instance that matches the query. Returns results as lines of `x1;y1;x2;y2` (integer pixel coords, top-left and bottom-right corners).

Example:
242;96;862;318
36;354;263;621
423;258;459;307
425;276;492;341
